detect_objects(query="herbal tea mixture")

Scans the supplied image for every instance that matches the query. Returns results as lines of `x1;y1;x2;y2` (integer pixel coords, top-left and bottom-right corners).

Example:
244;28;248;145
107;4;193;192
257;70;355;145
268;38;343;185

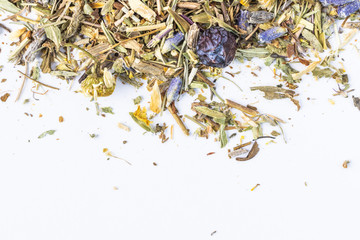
0;0;359;160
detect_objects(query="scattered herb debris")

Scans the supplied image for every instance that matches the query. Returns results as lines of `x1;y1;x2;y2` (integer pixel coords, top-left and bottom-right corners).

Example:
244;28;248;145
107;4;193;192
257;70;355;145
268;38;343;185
101;107;114;114
89;133;97;138
0;0;358;161
251;184;260;191
353;96;360;110
118;122;130;132
133;96;143;105
343;160;350;168
103;148;132;165
38;130;56;139
0;93;10;102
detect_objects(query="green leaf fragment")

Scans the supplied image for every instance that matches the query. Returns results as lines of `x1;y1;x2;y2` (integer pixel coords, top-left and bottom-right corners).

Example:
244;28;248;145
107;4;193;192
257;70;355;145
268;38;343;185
194;106;226;120
219;124;228;148
129;112;153;132
101;107;114;114
38;130;56;139
0;0;20;14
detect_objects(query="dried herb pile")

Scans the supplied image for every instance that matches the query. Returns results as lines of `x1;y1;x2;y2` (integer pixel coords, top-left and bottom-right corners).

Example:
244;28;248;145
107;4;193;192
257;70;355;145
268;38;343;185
1;0;360;159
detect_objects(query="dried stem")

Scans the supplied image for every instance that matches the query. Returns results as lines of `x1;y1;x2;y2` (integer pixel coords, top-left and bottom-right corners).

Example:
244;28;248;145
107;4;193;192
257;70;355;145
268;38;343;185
17;71;60;90
225;99;259;117
196;71;215;87
15;62;28;102
167;104;189;136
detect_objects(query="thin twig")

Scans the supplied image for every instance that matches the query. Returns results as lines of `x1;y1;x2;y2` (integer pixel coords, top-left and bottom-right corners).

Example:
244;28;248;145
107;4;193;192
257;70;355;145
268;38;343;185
15;62;28;102
167;104;189;136
17;71;60;90
99;28;165;54
196;71;215;87
245;24;259;41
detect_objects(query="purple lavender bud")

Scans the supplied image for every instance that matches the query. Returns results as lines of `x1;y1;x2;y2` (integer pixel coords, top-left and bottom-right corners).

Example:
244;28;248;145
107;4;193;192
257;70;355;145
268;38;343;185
237;10;250;30
161;32;184;54
258;27;287;43
319;0;355;6
337;1;360;18
166;76;182;107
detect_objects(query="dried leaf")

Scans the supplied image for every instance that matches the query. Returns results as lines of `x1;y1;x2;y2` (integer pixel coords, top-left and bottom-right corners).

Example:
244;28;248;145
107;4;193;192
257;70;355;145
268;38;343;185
194;106;226;120
312;67;334;79
133;96;143;105
291;60;321;80
42;19;62;50
0;0;20;14
302;29;323;52
101;106;114;114
219;124;228;148
129;112;153;132
38;130;56;139
101;0;114;15
236;141;260;161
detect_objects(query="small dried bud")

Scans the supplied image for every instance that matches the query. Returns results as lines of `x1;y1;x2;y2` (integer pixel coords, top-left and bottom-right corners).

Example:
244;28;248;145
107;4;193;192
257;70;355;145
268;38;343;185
258;27;287;43
166;77;182;107
161;32;184;54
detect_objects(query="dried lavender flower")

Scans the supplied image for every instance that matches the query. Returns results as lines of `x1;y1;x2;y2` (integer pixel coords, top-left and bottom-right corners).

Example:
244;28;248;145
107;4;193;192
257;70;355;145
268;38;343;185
196;27;237;68
337;1;360;18
161;32;184;54
319;0;355;6
258;27;287;43
166;76;182;107
237;10;250;30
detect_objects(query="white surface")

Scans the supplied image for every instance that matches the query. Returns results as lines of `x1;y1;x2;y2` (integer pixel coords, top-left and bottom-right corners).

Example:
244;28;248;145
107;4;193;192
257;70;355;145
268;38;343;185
1;26;360;240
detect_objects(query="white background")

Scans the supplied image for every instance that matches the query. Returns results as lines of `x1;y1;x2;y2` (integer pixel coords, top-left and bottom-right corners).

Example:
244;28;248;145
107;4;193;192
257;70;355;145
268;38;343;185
1;24;360;240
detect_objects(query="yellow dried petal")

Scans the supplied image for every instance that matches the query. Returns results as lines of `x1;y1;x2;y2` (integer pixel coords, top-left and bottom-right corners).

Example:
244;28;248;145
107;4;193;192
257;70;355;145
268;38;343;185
134;106;152;126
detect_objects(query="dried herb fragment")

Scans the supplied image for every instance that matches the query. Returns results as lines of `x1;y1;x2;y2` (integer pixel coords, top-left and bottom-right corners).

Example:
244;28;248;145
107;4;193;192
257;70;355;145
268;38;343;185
251;86;300;111
38;130;56;139
0;93;10;102
101;107;114;114
236;141;260;161
353;96;360;110
133;96;143;105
